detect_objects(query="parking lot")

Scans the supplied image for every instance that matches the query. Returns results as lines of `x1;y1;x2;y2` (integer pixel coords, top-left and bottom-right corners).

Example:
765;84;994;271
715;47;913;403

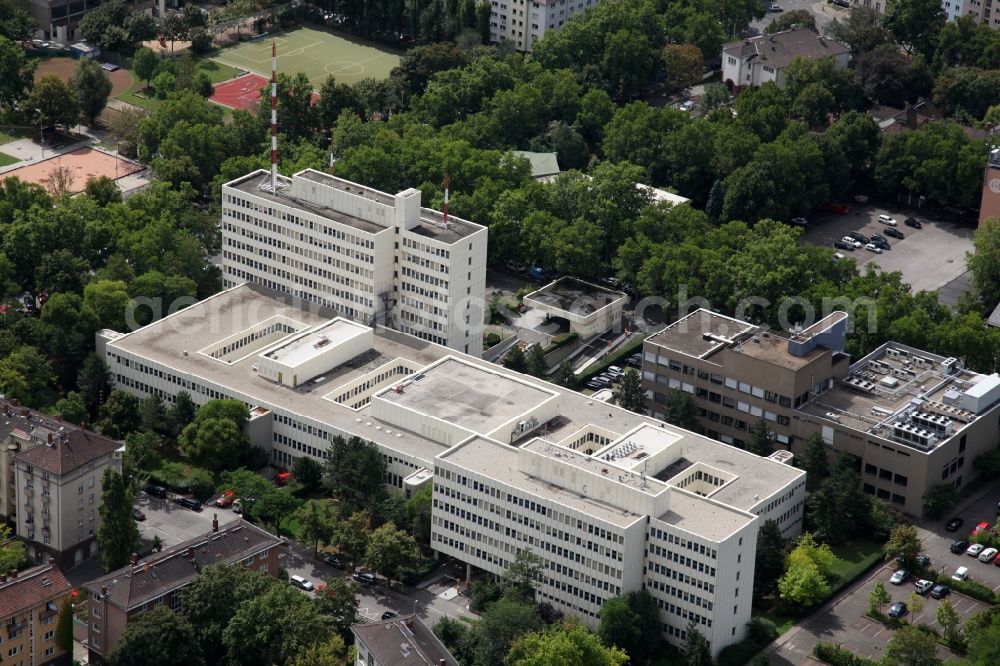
135;491;225;549
800;204;975;293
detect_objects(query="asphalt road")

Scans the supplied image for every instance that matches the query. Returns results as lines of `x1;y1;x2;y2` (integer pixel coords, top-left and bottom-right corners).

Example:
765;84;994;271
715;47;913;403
749;0;845;36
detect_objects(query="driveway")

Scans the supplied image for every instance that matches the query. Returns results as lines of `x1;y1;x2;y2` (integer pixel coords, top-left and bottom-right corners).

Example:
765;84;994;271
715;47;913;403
800;205;974;293
135;491;221;548
749;0;843;35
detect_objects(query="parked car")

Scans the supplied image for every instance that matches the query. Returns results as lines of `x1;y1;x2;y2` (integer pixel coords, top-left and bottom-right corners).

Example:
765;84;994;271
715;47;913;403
914;579;933;595
864;243;883;254
967;543;985;557
953;566;969;581
216;491;235;508
930;584;950;599
889;569;910;585
904;217;922;228
354;572;377;586
823;202;852;214
888;601;908;618
132;508;146;521
625;354;642;367
289;575;315;591
885;228;905;239
607;366;625;378
915;554;931;567
877;214;898;226
145;484;168;499
174;497;203;512
790;217;807;226
848;232;869;244
323;554;345;569
768;3;783;10
945;517;964;532
834;240;856;251
381;611;398;620
950;539;970;554
979;547;998;563
871;239;891;250
505;260;526;273
232;498;243;514
841;236;862;248
973;520;991;536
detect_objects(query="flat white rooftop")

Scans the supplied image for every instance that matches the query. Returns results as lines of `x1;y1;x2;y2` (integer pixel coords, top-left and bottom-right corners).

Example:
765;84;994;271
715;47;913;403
378;357;557;434
262;318;369;368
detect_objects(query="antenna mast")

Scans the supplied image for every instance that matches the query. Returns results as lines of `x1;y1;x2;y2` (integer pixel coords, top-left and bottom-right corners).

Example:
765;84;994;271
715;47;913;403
442;173;450;225
270;39;278;191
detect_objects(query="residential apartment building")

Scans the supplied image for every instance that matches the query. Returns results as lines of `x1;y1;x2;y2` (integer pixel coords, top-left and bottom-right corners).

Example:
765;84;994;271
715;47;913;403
96;283;805;657
221;168;488;355
351;614;457;666
642;309;1000;515
853;0;1000;27
82;517;282;664
25;0;155;43
0;400;123;568
0;561;72;666
722;29;850;89
489;0;600;51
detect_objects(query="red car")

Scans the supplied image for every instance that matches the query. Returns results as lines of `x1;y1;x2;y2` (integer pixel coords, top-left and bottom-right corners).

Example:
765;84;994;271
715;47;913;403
973;521;991;536
822;202;852;215
274;471;292;487
216;490;235;508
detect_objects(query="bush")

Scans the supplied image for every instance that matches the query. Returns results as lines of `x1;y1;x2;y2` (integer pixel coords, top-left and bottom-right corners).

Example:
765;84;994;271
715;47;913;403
484;332;502;347
813;642;880;666
186;468;215;501
399;557;439;586
922;569;998;604
748;616;779;644
469;579;501;612
543;332;578;353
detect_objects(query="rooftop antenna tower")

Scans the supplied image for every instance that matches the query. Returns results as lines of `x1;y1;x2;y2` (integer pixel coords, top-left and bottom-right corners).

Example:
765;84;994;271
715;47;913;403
269;39;278;191
442;173;450;225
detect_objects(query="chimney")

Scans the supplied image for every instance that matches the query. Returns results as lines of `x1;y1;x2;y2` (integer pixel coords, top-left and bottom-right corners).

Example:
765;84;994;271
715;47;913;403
101;585;107;597
439;660;447;666
46;433;52;446
212;513;218;533
130;552;138;566
186;546;195;560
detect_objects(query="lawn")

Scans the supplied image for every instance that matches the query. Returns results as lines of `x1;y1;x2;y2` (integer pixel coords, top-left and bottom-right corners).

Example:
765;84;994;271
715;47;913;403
116;59;239;111
828;537;884;592
0;152;19;167
0;127;32;145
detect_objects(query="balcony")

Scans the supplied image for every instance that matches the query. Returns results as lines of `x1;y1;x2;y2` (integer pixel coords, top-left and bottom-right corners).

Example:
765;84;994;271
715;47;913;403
22;486;32;497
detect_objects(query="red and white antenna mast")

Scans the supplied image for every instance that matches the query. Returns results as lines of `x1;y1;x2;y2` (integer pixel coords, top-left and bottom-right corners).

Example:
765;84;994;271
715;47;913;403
270;39;278;191
442;173;450;225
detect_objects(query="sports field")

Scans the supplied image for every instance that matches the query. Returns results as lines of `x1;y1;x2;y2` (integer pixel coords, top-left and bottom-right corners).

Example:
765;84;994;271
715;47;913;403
210;27;400;89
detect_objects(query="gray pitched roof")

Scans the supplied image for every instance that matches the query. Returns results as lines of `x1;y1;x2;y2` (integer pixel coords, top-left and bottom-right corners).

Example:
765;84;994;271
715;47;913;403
723;28;849;70
352;614;458;666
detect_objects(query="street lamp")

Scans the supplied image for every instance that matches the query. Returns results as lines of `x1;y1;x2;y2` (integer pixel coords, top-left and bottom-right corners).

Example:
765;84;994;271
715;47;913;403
34;109;43;159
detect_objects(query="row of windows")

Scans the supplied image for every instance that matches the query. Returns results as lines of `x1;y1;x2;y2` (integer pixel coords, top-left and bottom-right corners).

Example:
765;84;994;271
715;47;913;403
649;528;718;560
649;544;717;577
863;463;909;487
647;560;716;595
401;236;451;259
223;253;376;309
225;196;377;251
647;577;715;613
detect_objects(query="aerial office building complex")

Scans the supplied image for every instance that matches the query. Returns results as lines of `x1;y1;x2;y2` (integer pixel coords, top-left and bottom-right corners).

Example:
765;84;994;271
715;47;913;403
220;168;488;355
97;284;806;657
642;309;1000;515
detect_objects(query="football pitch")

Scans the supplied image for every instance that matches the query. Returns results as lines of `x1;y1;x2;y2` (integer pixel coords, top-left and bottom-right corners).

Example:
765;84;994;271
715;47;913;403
210;27;400;89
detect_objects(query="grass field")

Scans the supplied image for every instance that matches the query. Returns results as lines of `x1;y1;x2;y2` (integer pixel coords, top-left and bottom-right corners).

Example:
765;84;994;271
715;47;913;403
0;128;31;146
0;153;18;167
210;27;400;89
118;59;237;112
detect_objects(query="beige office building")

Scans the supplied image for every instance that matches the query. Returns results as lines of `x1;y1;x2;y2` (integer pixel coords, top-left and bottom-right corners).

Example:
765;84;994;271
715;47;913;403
642;309;1000;515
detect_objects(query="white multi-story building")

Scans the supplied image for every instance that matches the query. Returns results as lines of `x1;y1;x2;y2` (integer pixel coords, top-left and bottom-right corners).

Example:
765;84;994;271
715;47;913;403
97;284;806;657
221;169;488;356
722;29;850;90
490;0;601;51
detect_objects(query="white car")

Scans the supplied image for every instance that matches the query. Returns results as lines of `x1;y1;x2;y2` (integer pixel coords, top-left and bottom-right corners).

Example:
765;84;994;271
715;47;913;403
790;217;808;226
914;579;934;595
680;100;695;112
877;214;898;226
953;566;969;581
289;574;315;591
841;236;862;248
864;243;882;254
889;569;910;585
979;547;998;563
966;543;985;557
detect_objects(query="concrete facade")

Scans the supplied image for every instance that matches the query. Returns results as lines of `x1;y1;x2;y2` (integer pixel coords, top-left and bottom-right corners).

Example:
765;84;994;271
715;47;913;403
722;29;850;89
96;284;806;657
523;277;627;339
489;0;600;51
0;562;72;666
221;169;488;356
642;309;1000;515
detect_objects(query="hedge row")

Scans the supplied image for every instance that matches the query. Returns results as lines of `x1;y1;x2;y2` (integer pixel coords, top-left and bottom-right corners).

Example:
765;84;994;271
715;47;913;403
813;642;880;666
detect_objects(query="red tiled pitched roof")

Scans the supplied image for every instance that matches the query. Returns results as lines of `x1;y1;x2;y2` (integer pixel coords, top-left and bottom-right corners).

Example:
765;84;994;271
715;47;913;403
0;563;71;620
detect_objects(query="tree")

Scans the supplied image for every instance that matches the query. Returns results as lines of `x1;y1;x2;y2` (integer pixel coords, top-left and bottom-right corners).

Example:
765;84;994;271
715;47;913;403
503;344;528;372
969;216;1000;309
922;481;959;519
54;392;88;425
800;434;830;489
55;598;73;653
503;548;544;601
85;175;122;206
884;524;921;566
181;564;273;664
882;0;945;58
907;590;924;617
222;583;334;666
293;456;323;492
29;75;80;130
868;580;890;615
72;57;113;125
97;468;141;572
526;344;548;377
45;164;74;197
936;598;961;643
661;44;703;92
108;606;205;666
314;578;360;636
166;390;196;441
614;369;644;412
883;625;942;666
470;596;542;666
334;511;372;571
78;353;113;418
664;390;701;432
806;461;871;545
748;419;774;456
364;521;419;584
288;635;349;666
966;609;1000;663
97;389;141;439
133;47;157;89
778;556;830;609
323;436;387;513
682;622;713;666
251;488;301;532
179;399;252;472
598;598;640;659
0;36;34;110
0;524;24;575
139;394;166;435
404;482;432;545
506;622;629;665
754;520;786;601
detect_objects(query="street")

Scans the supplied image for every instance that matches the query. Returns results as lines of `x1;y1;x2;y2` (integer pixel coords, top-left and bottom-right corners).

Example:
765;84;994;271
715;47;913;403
749;0;845;36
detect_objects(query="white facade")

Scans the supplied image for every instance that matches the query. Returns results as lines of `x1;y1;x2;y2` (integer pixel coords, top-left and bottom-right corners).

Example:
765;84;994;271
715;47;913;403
221;169;488;356
722;30;851;90
98;284;806;658
490;0;601;51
